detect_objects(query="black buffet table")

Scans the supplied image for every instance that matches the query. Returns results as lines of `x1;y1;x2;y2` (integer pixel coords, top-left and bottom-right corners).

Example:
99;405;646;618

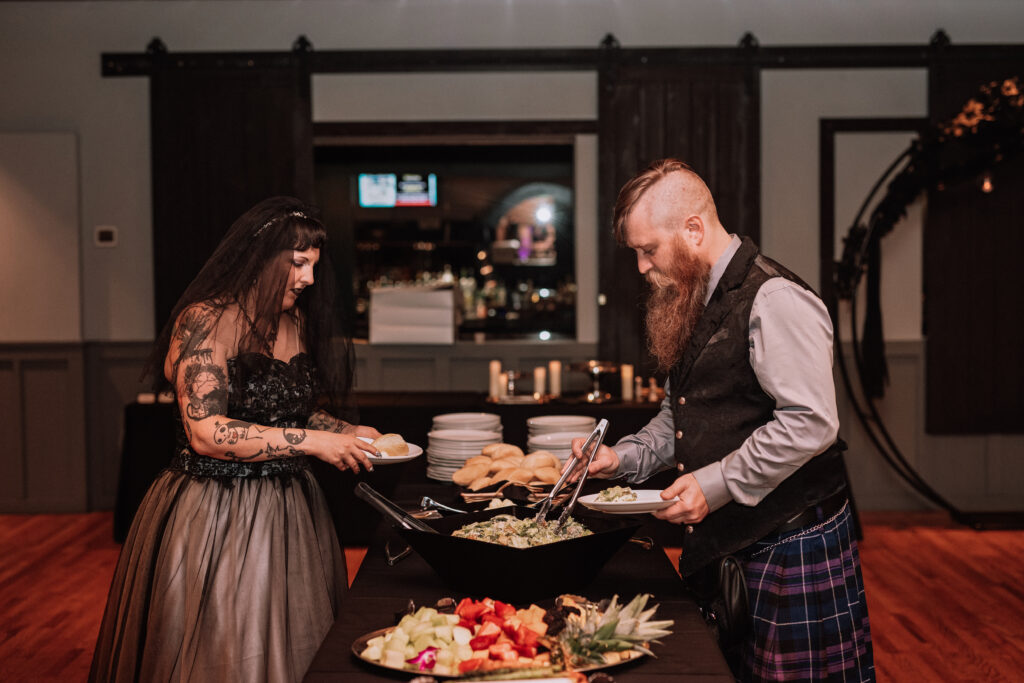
114;392;667;545
303;526;733;682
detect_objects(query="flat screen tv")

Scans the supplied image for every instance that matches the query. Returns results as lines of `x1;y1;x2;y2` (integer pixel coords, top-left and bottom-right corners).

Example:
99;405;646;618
358;172;438;208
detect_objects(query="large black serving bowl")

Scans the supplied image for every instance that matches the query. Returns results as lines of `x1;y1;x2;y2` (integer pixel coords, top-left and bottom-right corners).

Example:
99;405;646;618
397;505;642;603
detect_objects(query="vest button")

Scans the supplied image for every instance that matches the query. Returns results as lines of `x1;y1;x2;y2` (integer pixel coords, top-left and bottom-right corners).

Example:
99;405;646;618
676;462;686;472
675;430;683;439
678;396;686;405
685;525;695;534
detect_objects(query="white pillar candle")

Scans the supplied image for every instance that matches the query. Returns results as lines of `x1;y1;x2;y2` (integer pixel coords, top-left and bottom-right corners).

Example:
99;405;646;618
534;366;547;398
548;360;562;397
621;364;634;401
498;372;508;397
488;360;502;400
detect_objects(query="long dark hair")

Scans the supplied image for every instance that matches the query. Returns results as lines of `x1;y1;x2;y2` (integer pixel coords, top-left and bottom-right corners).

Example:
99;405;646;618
146;196;354;418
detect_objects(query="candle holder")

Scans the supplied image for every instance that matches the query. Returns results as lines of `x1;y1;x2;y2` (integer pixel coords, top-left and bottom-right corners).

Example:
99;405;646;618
484;370;548;404
571;360;619;403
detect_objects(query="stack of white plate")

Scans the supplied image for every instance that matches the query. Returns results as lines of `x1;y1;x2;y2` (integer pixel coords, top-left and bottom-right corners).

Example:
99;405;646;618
526;430;593;462
432;412;502;433
526;414;596;437
426;428;502;482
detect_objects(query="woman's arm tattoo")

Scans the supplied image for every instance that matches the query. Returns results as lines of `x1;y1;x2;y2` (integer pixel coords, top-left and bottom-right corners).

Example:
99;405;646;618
307;409;350;433
212;419;308;460
174;305;229;421
173;305;217;356
182;360;228;420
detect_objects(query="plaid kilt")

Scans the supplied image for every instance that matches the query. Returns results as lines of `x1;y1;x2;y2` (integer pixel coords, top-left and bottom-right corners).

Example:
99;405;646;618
735;502;874;681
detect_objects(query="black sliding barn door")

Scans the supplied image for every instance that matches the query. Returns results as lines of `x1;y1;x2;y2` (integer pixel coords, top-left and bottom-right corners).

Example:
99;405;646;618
925;58;1024;433
597;59;760;375
150;59;314;330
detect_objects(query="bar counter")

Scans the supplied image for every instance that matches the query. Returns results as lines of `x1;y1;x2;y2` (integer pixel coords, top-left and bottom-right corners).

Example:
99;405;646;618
304;525;733;682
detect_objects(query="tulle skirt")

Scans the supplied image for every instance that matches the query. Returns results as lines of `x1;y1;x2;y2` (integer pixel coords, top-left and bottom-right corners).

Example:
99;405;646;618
89;465;346;683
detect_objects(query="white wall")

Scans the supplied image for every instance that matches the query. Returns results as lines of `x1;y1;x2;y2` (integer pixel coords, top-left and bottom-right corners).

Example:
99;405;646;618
834;133;925;343
2;0;1023;342
0;133;81;342
761;70;928;287
313;72;596;122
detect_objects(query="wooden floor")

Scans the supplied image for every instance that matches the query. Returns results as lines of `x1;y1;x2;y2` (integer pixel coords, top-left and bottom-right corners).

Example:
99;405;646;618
1;511;1022;681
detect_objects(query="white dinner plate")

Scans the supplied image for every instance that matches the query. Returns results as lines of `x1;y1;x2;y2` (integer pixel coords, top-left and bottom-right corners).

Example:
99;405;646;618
358;437;423;464
578;489;674;514
527;415;596;429
427;429;503;443
527;431;591;449
432;412;501;429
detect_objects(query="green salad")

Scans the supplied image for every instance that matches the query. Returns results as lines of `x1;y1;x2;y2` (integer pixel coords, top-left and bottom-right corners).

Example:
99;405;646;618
452;514;592;548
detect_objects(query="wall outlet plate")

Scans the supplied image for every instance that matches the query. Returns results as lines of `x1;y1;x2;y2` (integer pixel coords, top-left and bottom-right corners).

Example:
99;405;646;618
94;225;118;247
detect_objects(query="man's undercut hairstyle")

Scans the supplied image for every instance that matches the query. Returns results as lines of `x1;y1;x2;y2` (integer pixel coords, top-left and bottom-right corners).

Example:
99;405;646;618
612;158;696;244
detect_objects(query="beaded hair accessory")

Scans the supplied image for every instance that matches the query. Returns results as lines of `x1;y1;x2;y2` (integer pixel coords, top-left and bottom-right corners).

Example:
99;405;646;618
254;210;309;238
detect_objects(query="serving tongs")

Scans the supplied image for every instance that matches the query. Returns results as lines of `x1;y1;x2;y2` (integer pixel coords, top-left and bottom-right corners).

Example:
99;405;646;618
419;496;466;515
534;418;609;527
355;482;438;534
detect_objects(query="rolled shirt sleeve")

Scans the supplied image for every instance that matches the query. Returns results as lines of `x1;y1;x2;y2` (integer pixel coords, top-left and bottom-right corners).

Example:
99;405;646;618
696;277;840;510
610;272;839;512
611;391;678;482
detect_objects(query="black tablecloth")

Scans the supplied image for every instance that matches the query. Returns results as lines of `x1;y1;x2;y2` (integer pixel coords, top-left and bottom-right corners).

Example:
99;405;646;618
114;393;669;545
304;528;733;682
113;402;177;541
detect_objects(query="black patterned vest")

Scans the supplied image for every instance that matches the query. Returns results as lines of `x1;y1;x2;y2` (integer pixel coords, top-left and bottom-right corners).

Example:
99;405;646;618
670;237;847;576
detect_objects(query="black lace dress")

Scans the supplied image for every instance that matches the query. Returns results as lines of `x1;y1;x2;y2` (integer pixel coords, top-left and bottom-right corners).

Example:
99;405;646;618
90;353;346;683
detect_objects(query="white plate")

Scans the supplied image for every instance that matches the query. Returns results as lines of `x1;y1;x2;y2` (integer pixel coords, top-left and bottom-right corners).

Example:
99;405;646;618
352;623;648;678
527;415;596;428
527;431;591;449
358;437;423;464
427;428;503;442
433;412;501;428
578;489;674;514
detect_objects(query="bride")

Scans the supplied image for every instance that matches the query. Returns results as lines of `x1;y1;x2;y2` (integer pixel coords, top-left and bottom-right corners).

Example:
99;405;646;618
90;197;381;682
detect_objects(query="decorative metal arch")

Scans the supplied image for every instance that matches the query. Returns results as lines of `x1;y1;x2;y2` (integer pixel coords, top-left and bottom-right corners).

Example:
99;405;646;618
833;77;1023;525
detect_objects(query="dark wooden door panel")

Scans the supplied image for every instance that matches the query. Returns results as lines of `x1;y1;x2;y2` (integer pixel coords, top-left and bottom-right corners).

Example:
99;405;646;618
150;61;313;330
597;61;760;375
925;59;1024;433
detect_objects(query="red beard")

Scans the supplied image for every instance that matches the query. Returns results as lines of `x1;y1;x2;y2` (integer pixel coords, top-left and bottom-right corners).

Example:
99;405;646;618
644;239;711;372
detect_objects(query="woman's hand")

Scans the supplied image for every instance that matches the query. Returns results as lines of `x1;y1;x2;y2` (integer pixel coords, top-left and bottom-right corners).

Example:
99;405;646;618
308;409;382;441
342;423;382;440
308;431;378;473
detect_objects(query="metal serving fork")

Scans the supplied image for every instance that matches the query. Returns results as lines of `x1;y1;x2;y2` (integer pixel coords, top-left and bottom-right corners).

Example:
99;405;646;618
534;418;609;525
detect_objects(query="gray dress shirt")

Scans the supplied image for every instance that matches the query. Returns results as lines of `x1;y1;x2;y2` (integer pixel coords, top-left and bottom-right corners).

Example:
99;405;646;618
612;236;840;512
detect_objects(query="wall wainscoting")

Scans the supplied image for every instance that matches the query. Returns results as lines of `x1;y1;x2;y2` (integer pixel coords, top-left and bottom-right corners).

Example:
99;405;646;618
837;340;1024;512
0;345;88;512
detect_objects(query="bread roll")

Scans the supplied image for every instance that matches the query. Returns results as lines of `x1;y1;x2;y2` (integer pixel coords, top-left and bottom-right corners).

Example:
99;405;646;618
523;451;559;470
489;444;525;460
465;455;492;469
452;462;489;486
492;454;524;469
533;466;561;484
468;475;493;491
505;467;534;485
490;467;517;483
481;442;507;456
371;433;409;458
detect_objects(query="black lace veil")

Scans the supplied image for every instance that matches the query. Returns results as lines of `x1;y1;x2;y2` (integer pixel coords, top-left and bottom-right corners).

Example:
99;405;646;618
145;196;356;421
